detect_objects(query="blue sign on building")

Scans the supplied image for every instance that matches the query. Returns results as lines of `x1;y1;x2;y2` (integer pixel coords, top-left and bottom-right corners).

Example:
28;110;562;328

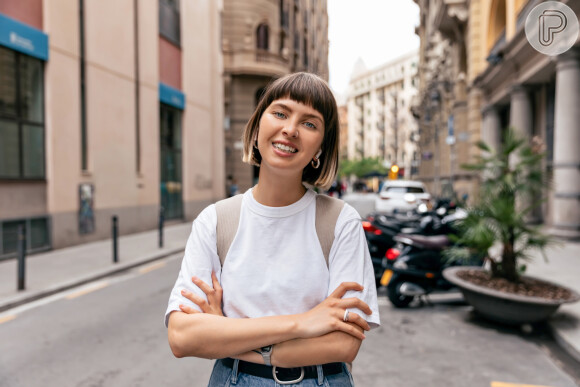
159;83;185;110
0;13;49;61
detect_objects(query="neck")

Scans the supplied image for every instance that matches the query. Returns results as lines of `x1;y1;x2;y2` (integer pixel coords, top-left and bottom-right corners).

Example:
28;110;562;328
253;169;307;207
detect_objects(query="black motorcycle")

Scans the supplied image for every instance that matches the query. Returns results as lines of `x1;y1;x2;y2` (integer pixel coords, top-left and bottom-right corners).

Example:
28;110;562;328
363;200;457;288
380;209;483;307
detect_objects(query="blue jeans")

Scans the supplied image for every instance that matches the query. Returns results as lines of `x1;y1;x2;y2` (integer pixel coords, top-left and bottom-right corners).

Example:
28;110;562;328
208;359;355;386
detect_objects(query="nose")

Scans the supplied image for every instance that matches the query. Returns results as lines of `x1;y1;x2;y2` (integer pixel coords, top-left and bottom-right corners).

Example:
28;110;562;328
282;121;299;138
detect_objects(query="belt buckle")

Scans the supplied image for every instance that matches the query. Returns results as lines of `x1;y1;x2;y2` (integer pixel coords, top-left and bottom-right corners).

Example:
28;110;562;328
272;366;305;385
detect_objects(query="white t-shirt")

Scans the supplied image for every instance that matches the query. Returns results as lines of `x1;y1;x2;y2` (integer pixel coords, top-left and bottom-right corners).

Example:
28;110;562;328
165;188;380;329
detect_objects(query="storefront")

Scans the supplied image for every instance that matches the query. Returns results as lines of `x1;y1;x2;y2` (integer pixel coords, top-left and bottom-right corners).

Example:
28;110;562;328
159;83;185;220
0;13;50;259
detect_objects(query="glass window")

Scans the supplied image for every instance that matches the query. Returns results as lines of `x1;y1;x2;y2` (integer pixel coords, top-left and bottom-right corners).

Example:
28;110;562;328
160;104;183;220
19;58;44;123
0;47;45;179
0;217;50;258
257;24;269;50
0;48;17;117
386;186;425;194
159;0;181;45
0;120;20;177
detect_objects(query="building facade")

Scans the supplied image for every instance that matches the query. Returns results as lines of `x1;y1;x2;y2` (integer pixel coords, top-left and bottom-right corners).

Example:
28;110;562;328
0;0;224;258
415;0;580;239
346;51;420;178
223;0;329;191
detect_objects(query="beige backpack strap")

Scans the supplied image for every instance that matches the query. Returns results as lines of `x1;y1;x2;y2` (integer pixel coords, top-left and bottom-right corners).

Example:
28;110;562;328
315;195;345;268
215;194;244;267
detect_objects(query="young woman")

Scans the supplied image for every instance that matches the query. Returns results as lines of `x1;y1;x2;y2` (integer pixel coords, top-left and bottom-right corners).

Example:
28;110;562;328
165;72;380;386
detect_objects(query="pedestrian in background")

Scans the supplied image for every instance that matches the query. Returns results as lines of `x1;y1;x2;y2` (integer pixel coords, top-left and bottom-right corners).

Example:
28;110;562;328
165;72;380;386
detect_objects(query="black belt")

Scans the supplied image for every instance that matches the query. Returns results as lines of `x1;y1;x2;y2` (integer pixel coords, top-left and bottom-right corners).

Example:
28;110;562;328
220;358;343;383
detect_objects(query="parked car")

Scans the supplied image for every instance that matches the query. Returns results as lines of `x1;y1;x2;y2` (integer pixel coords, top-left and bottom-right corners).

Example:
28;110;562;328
375;180;431;214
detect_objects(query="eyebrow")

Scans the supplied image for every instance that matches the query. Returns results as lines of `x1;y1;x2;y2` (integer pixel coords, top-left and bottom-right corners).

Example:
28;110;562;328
271;102;324;122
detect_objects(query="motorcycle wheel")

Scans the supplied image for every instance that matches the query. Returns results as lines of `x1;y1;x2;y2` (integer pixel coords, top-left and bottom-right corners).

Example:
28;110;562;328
387;279;414;308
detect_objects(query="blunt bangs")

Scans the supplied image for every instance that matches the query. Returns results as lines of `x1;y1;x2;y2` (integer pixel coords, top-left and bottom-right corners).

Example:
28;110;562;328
261;73;337;129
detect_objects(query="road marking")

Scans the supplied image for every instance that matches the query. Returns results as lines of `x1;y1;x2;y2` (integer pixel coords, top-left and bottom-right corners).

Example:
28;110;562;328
491;384;553;387
65;281;109;300
0;315;16;324
138;261;166;274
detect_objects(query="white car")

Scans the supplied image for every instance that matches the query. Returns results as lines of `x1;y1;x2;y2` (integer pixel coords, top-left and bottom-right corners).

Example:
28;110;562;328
375;180;431;214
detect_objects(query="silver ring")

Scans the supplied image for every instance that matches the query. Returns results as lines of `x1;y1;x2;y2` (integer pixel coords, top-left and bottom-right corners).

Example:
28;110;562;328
343;310;349;322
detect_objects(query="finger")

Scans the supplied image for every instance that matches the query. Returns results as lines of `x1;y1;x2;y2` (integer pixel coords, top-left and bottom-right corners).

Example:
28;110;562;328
336;322;366;341
181;289;209;310
179;304;200;314
338;298;372;315
344;312;370;331
211;272;222;292
329;282;364;298
191;276;216;296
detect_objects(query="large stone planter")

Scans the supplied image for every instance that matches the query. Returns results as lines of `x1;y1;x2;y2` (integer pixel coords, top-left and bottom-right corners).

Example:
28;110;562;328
443;266;580;325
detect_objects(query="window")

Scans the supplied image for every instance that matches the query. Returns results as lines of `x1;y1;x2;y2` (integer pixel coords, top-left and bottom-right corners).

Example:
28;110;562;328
0;216;51;259
159;0;181;45
0;46;45;179
257;24;269;50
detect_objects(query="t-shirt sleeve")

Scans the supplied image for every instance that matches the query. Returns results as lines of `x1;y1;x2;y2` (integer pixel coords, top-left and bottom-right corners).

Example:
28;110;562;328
327;204;381;329
164;204;221;327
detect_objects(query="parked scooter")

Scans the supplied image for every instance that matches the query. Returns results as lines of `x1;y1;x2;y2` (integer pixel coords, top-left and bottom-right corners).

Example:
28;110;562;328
380;208;483;307
363;200;458;287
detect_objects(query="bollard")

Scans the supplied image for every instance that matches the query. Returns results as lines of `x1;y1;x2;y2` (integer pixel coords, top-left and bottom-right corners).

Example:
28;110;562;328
112;215;119;263
159;206;164;248
17;224;26;291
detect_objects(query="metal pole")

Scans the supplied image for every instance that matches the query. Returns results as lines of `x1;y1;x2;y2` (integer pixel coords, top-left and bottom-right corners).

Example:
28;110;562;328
159;206;164;248
112;216;118;263
17;224;26;291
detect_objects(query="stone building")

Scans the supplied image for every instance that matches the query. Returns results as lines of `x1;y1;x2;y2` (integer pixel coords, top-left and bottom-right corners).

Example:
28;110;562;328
414;0;580;239
223;0;329;191
0;0;224;257
346;51;420;178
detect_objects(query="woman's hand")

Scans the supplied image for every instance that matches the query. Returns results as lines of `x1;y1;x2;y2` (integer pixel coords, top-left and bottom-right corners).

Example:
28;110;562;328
179;272;224;316
296;282;372;341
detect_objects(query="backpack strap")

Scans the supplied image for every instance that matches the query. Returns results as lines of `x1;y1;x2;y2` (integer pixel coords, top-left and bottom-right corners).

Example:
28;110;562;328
215;194;244;266
215;193;345;268
315;195;345;268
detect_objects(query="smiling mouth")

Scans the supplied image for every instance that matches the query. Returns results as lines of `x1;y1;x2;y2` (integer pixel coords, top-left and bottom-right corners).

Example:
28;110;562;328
272;142;298;153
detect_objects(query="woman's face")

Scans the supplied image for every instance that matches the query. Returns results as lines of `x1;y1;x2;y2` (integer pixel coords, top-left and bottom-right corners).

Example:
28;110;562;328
256;98;325;177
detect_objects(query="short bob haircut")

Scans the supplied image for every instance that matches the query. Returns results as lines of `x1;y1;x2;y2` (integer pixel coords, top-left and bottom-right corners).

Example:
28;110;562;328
242;72;339;190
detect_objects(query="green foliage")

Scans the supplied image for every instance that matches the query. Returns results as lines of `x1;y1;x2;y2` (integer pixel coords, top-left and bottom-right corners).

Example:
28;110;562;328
338;157;387;178
445;128;556;282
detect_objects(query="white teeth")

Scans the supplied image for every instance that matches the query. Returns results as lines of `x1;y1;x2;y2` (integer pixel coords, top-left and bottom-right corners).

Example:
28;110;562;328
273;143;297;153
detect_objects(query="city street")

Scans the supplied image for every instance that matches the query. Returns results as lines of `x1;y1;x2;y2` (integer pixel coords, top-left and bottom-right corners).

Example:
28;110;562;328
1;253;578;387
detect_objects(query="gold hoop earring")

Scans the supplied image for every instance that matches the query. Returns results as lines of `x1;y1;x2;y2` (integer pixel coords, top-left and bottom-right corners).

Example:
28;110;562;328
311;157;320;169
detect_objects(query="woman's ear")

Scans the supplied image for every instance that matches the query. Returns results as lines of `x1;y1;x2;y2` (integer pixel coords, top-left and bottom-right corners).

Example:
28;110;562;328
315;149;322;159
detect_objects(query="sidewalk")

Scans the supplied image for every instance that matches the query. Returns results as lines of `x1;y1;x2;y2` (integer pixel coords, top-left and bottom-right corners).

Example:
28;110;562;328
0;220;579;365
0;222;192;313
526;240;580;363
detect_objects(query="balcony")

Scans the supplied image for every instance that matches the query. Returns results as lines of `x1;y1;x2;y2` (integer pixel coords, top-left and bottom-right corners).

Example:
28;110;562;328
224;49;290;77
433;0;468;40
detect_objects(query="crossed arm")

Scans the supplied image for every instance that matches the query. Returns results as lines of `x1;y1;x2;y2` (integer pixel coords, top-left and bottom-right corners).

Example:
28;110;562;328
167;273;372;367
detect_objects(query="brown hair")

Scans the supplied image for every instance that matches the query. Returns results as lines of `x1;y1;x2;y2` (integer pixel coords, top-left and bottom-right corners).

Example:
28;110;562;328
242;72;339;190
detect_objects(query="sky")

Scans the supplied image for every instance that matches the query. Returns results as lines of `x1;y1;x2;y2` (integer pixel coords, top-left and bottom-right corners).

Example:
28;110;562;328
327;0;421;97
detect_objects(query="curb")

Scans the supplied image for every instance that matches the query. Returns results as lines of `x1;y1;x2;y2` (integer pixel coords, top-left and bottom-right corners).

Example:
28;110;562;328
0;247;184;313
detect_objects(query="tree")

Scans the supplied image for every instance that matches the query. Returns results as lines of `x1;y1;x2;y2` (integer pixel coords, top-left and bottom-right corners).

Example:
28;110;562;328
444;128;555;282
338;157;387;179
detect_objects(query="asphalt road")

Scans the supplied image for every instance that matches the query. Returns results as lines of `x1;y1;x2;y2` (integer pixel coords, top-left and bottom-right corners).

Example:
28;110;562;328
0;253;578;387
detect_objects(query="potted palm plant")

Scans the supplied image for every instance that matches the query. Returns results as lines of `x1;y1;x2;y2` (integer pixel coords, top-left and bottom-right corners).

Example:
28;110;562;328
442;128;579;324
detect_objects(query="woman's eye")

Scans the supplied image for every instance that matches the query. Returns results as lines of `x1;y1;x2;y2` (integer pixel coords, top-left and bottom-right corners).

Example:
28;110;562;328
304;121;316;129
273;112;286;119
